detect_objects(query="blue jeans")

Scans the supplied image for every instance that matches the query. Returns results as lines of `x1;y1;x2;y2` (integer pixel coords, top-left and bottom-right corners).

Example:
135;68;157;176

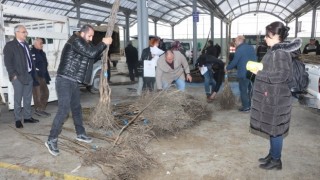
48;76;85;140
162;78;186;91
238;77;251;109
269;135;283;159
203;70;216;96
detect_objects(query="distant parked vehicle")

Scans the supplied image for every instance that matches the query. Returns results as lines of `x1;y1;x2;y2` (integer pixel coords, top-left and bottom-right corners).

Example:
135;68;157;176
299;56;320;109
86;60;103;93
243;34;265;49
181;41;193;62
160;38;174;51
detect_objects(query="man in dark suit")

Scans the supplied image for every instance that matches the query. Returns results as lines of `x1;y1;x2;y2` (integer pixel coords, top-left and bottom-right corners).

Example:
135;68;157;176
125;41;138;81
4;25;39;128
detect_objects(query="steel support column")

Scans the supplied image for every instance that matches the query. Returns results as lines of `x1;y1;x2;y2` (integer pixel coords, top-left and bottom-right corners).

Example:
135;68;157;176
124;11;130;47
154;19;157;36
225;23;228;61
311;7;316;38
220;19;223;60
137;0;149;95
171;24;174;39
137;0;149;57
210;12;214;41
76;1;81;28
295;17;298;38
122;26;126;48
192;0;198;67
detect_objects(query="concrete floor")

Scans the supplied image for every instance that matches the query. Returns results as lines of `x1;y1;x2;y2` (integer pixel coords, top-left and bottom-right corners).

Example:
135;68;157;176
139;86;320;180
0;59;319;179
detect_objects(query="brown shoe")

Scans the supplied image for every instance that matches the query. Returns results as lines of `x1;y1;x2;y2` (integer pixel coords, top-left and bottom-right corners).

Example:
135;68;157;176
207;97;214;103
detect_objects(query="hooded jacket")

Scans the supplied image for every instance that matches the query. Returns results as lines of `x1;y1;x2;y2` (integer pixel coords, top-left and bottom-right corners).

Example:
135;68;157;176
250;38;302;137
57;33;107;84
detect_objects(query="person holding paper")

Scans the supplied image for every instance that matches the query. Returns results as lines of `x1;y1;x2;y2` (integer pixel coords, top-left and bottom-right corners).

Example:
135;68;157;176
150;44;164;65
140;38;163;92
156;50;192;91
197;54;225;102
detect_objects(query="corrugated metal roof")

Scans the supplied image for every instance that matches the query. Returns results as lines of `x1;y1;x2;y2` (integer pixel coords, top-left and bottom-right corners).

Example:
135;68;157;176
199;0;320;23
1;0;320;26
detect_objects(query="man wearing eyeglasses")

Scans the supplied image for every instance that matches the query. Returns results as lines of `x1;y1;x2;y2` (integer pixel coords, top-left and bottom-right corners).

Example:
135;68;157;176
4;25;40;128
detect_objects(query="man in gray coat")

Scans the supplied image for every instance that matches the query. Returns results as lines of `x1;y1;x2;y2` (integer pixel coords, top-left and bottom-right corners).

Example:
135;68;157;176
4;25;40;128
156;50;192;91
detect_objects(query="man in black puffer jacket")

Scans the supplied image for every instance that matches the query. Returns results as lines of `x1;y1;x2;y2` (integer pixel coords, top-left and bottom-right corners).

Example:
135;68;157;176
45;24;112;156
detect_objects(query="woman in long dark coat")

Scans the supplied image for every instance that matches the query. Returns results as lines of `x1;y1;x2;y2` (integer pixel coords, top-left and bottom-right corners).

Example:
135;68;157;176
248;21;302;170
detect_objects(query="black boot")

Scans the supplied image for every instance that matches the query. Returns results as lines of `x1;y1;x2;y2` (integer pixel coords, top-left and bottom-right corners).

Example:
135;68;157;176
258;154;272;163
259;158;282;170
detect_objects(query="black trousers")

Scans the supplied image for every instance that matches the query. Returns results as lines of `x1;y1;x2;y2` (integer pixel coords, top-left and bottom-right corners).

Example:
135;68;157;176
142;77;155;92
128;63;138;81
212;71;224;93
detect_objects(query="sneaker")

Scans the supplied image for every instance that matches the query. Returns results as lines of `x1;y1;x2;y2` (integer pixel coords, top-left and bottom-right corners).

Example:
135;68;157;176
238;107;251;112
45;138;60;156
76;134;92;143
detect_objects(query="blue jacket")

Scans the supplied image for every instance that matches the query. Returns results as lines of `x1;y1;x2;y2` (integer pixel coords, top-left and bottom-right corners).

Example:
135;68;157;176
226;43;257;78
